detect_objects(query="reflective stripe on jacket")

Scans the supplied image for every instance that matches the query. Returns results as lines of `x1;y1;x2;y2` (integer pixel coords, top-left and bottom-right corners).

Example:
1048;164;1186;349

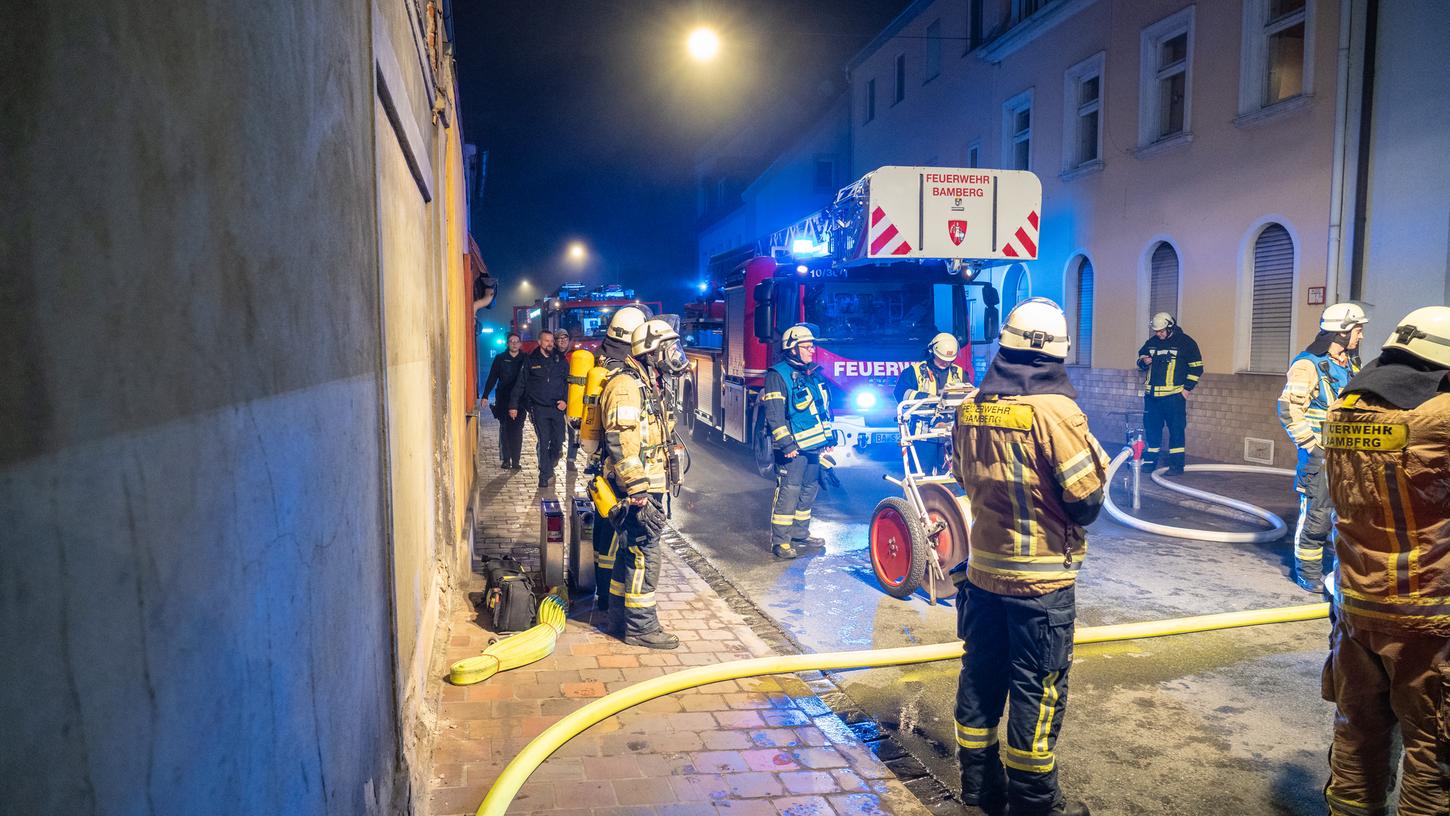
763;361;834;453
1325;390;1450;636
1278;351;1354;448
599;358;673;495
1137;330;1203;397
952;393;1109;596
895;360;966;402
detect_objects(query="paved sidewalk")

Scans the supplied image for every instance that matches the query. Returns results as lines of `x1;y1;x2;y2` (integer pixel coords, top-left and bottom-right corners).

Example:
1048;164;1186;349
426;415;929;816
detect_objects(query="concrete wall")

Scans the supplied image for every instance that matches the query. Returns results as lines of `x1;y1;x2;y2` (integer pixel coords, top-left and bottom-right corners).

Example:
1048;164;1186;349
1;1;476;813
1356;0;1450;329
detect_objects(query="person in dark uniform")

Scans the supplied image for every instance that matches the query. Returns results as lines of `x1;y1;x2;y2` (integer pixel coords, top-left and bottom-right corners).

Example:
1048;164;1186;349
1136;312;1202;472
482;332;526;470
509;329;568;487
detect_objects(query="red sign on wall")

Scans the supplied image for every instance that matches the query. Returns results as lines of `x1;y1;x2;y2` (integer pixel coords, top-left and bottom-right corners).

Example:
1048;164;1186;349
1307;286;1326;305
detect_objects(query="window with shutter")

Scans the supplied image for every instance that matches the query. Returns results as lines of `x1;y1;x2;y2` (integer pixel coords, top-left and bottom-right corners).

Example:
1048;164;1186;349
1250;224;1294;372
1075;259;1095;366
1004;264;1031;315
1148;242;1179;319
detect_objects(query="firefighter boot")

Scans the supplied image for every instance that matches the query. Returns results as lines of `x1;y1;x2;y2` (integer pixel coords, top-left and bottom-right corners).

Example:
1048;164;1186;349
1294;559;1324;594
793;535;827;550
625;629;680;650
772;542;800;560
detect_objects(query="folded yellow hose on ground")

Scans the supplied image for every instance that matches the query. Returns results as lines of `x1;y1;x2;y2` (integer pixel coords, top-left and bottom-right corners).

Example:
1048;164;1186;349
450;590;569;686
475;602;1329;816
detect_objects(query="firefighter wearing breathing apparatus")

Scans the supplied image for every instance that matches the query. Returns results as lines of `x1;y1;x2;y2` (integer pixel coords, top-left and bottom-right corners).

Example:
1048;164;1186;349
762;324;835;560
1320;306;1450;816
894;332;968;475
597;316;687;649
1136;312;1202;473
951;298;1107;816
1277;302;1369;593
583;305;649;615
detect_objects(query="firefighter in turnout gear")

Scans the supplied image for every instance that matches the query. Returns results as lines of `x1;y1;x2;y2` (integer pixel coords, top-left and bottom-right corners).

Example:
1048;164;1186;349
588;305;648;614
894;332;968;475
763;324;835;559
1320;306;1450;816
1278;302;1369;592
599;317;686;649
952;298;1108;816
1136;312;1202;472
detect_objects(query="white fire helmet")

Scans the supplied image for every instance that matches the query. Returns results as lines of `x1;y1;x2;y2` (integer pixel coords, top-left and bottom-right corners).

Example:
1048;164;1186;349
606;305;650;343
632;318;688;375
782;324;817;352
1382;306;1450;369
1000;297;1071;360
1149;312;1175;332
929;332;960;363
1320;302;1369;333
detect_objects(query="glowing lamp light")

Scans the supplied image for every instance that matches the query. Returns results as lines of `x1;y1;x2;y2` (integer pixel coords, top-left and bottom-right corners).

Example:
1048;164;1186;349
481;327;495;334
852;388;879;410
687;27;720;61
796;264;809;274
697;281;709;293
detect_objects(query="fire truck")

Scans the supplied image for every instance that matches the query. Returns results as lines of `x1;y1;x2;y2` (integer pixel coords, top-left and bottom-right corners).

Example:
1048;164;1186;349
511;283;663;353
680;166;1043;474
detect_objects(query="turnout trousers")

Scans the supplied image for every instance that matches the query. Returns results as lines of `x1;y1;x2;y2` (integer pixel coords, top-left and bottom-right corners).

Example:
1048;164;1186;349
591;504;618;612
1322;616;1449;816
608;493;665;640
770;450;821;548
1293;448;1334;585
955;579;1076;816
529;407;565;478
1142;393;1187;471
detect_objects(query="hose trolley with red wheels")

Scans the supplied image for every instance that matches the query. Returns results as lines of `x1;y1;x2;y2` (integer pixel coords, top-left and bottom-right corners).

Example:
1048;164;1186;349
869;384;976;600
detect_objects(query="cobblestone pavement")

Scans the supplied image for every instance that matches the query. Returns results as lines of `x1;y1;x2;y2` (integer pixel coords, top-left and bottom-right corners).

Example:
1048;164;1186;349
425;415;930;816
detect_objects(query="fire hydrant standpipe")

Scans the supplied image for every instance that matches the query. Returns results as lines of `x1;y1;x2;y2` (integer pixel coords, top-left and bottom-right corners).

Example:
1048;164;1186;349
474;602;1329;816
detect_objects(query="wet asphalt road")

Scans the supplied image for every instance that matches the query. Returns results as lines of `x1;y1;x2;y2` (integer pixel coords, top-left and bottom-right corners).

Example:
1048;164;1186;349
668;426;1335;816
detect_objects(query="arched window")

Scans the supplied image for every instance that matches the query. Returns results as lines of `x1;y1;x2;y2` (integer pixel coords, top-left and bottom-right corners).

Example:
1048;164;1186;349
1148;241;1180;321
1250;223;1294;372
1066;257;1094;366
1003;263;1031;315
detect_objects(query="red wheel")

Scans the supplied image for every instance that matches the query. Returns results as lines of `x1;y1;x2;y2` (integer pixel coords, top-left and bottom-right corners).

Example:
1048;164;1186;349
870;497;928;599
918;483;970;573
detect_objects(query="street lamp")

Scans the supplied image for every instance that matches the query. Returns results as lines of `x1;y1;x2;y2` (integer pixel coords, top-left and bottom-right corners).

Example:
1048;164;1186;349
686;27;720;62
566;242;587;263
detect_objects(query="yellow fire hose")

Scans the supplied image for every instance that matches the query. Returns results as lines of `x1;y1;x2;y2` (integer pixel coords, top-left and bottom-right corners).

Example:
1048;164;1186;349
450;591;569;686
474;601;1329;815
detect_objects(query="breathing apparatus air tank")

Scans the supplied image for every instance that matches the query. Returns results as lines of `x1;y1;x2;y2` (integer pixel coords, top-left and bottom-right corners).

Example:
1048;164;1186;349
566;349;595;422
578;365;610;455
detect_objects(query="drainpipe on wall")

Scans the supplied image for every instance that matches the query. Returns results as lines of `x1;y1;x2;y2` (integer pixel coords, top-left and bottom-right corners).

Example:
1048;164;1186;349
1325;0;1363;304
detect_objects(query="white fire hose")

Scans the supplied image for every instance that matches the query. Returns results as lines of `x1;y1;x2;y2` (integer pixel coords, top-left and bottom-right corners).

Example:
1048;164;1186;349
1102;449;1296;543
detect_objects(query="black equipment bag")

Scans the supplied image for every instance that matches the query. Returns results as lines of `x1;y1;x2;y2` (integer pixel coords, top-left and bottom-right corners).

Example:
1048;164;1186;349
481;556;537;633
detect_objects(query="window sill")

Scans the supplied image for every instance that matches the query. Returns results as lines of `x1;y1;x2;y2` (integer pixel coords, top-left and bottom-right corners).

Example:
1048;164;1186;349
1134;131;1194;159
1234;94;1314;129
977;0;1098;63
1059;159;1104;181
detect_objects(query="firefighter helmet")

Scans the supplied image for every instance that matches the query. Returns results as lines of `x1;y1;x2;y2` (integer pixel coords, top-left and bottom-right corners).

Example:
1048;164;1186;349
632;318;688;375
605;305;650;343
1320;302;1369;333
1000;297;1071;359
929;332;960;363
782;324;817;351
1149;312;1175;332
1381;306;1450;369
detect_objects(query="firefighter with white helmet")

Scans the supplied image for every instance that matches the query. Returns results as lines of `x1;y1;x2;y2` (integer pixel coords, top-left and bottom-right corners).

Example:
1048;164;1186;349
588;304;653;615
1277;301;1369;592
1320;306;1450;816
951;297;1106;816
595;314;682;649
762;323;835;559
893;331;970;474
1135;311;1203;472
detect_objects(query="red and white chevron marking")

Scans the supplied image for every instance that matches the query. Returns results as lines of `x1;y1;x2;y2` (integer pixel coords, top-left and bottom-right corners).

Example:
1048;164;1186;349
869;206;913;256
1001;210;1040;259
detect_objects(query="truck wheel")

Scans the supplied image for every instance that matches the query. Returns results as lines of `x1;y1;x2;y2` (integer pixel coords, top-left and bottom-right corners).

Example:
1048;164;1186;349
870;497;927;599
750;411;774;478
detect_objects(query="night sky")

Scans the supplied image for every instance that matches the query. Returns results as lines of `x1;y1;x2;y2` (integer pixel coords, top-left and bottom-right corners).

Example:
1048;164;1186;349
453;0;909;313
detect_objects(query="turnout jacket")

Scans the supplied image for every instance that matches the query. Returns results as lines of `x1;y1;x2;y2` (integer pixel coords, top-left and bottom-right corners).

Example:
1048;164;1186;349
599;358;674;496
1136;329;1203;397
894;360;967;402
952;393;1109;597
1278;346;1356;450
763;360;834;455
510;348;568;412
1325;381;1450;636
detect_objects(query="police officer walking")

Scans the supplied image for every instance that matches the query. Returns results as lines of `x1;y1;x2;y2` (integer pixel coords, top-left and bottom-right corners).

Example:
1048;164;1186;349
1277;302;1369;591
482;331;527;470
589;306;649;614
599;317;687;649
894;332;968;475
763;324;834;560
1320;306;1450;816
1136;312;1202;472
952;298;1107;816
509;329;569;488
